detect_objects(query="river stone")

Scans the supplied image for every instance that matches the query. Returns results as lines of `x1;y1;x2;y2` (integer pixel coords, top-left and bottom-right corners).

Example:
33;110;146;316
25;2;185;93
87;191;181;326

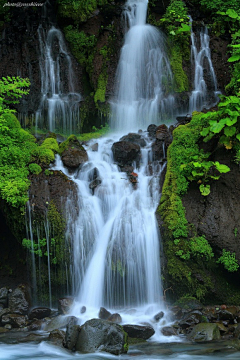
217;309;235;322
112;141;141;167
120;133;146;147
44;315;77;332
154;311;164;322
48;329;65;347
0;287;8;307
179;310;203;329
28;307;51;320
123;324;155;340
8;285;31;315
108;313;122;323
98;307;111;320
147;124;157;138
28;319;44;331
161;326;178;336
64;323;80;350
58;297;74;315
188;323;221;342
1;314;27;328
75;318;128;355
61;136;88;171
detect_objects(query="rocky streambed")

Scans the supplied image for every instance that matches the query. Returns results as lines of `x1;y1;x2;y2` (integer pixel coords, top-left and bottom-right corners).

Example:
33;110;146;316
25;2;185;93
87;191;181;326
1;284;240;357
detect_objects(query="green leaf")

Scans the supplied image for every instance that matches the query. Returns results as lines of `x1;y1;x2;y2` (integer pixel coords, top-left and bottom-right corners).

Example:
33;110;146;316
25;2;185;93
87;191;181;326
224;126;236;137
226;9;239;19
210;118;226;133
214;162;230;173
236;134;240;141
199;184;210;196
200;127;210;136
228;54;240;62
226;117;238;126
170;30;176;35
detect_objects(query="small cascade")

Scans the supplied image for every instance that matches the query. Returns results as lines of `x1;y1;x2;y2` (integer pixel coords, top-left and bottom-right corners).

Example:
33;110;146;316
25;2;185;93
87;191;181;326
35;25;81;134
111;0;175;132
189;19;220;113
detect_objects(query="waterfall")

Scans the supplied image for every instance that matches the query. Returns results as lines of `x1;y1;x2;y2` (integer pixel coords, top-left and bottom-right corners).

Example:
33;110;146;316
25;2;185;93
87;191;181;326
35;25;81;134
189;19;220;113
110;0;175;132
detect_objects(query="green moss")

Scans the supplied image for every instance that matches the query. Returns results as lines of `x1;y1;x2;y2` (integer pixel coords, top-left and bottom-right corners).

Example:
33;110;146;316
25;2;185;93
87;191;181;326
170;44;189;92
94;72;108;104
29;163;42;175
59;134;82;154
123;330;129;352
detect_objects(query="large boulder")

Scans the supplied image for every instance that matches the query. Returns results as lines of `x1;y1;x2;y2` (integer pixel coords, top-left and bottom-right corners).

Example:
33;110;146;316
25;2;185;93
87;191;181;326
1;314;28;328
8;284;31;315
44;315;77;332
60;135;88;171
120;133;146;147
28;307;51;320
188;323;221;342
75;318;128;355
122;324;155;340
58;297;74;315
112;141;141;168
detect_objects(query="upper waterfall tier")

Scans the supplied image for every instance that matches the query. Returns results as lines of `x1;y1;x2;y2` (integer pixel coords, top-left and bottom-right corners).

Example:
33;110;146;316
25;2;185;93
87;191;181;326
110;0;175;132
35;26;81;134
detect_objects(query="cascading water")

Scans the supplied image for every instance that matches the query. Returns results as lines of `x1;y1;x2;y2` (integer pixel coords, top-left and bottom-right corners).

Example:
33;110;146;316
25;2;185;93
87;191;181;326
189;19;220;113
111;0;175;132
35;25;81;134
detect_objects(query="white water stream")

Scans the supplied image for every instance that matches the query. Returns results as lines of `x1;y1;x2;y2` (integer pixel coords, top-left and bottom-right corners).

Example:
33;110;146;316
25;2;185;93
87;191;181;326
111;0;175;132
189;19;220;113
35;26;81;134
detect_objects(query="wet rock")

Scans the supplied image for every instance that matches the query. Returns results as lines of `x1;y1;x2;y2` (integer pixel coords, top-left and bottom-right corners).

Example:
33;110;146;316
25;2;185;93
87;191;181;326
108;313;122;323
90;143;98;152
58;297;74;315
217;310;235;322
98;307;111;320
174;298;203;312
8;284;31;315
27;319;44;331
64;321;80;351
147;124;157;138
151;139;165;160
188;323;221;342
0;308;11;324
28;307;51;320
112;141;141;167
234;324;240;338
89;178;102;193
0;287;8;307
179;310;203;329
18;333;48;343
44;315;77;332
4;324;12;330
1;314;27;328
48;329;65;347
61;136;88;171
75;318;128;355
123;324;155;340
155;124;171;142
154;311;164;322
80;306;86;314
161;326;178;336
120;133;146;147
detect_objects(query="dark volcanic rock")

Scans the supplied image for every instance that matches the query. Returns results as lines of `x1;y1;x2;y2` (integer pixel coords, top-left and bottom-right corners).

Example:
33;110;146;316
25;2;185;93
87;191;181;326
75;318;128;355
154;311;164;322
112;141;141;167
0;288;8;307
8;284;31;315
61;137;88;171
120;133;146;147
123;324;155;340
108;313;122;323
1;314;27;328
147;124;157;138
28;307;51;320
98;307;111;320
48;329;65;347
161;326;178;336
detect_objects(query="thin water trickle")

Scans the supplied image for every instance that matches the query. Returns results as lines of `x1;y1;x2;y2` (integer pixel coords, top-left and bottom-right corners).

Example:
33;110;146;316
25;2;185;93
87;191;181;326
35;25;81;133
189;18;220;113
111;0;175;132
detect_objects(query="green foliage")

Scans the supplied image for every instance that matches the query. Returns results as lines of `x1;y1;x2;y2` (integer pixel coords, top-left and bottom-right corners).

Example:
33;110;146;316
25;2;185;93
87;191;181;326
32;138;59;165
0;77;37;208
64;26;97;70
217;249;239;272
29;163;42;175
57;0;111;24
169;45;189;92
78;124;110;141
200;95;240;156
160;0;191;42
94;72;108;104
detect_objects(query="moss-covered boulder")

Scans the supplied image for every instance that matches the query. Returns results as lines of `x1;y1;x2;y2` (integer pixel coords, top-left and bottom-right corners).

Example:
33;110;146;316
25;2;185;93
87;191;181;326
59;135;88;171
188;323;221;342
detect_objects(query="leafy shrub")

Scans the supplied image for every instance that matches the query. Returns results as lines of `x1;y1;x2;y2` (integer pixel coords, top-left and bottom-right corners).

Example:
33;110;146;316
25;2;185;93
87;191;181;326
217;249;239;272
29;163;42;175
